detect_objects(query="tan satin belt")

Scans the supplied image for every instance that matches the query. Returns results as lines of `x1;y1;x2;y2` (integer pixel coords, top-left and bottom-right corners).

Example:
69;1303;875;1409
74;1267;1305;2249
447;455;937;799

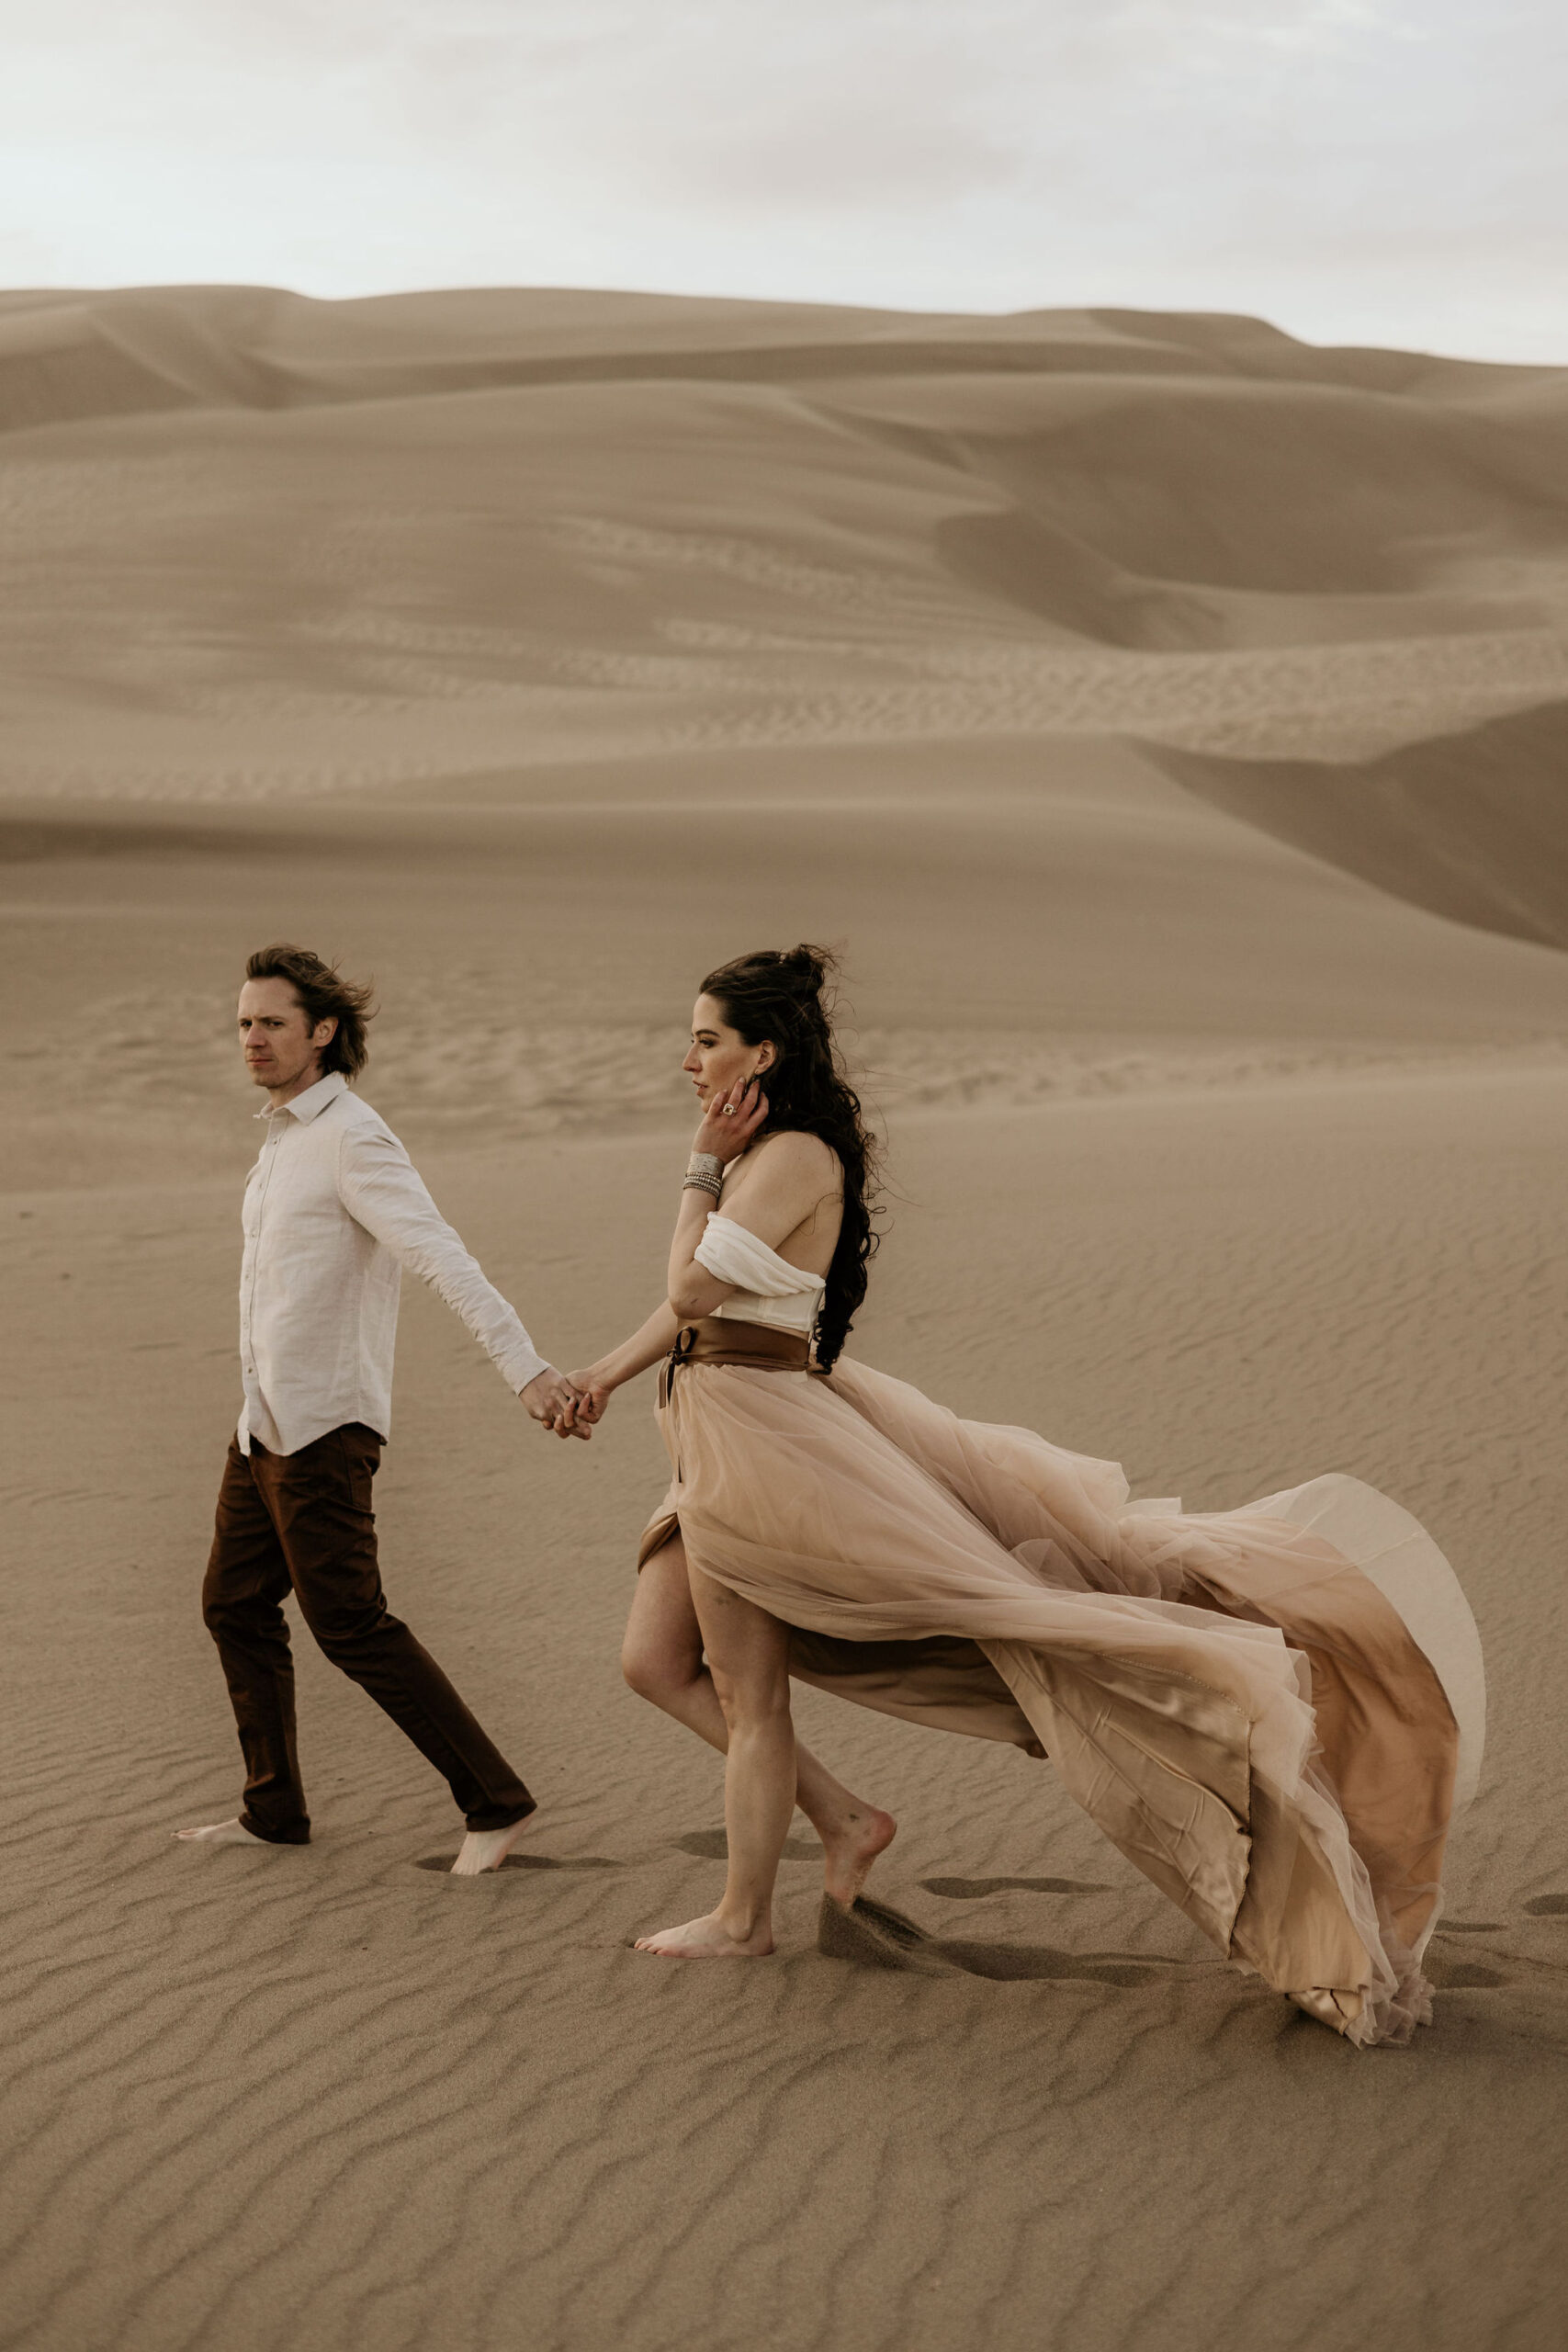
657;1317;816;1407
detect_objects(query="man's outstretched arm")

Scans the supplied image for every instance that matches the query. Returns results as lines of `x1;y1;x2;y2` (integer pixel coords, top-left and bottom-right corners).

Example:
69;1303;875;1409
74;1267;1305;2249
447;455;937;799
336;1125;586;1435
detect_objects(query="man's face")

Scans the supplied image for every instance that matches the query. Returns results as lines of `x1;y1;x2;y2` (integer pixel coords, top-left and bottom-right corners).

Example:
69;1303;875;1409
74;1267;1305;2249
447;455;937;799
237;977;334;1093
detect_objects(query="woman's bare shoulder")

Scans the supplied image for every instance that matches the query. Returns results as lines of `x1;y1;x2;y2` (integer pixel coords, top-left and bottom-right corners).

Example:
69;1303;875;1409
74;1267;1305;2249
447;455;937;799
742;1129;841;1181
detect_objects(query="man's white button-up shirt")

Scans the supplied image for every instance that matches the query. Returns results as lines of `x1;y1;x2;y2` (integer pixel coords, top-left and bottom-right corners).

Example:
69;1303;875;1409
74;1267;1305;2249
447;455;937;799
236;1070;547;1456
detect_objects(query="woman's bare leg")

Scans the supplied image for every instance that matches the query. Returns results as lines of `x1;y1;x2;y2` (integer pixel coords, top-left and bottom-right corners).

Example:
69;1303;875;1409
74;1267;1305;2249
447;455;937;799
624;1536;894;1906
636;1563;800;1956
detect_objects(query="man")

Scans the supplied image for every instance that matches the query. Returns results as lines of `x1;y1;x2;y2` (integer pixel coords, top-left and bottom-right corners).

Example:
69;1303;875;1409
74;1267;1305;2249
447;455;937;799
177;944;582;1874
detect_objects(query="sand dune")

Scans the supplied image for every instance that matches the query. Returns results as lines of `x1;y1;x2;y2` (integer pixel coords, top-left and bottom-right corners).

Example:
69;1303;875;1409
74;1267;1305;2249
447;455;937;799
5;288;1567;2349
1;286;1564;812
1155;697;1568;950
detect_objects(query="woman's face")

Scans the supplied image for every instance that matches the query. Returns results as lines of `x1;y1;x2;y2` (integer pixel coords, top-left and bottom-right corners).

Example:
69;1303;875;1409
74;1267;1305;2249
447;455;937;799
682;993;776;1106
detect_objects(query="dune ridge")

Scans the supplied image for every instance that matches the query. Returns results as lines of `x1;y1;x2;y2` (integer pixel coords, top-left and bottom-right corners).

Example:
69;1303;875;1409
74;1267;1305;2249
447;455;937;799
7;285;1556;431
1153;698;1568;950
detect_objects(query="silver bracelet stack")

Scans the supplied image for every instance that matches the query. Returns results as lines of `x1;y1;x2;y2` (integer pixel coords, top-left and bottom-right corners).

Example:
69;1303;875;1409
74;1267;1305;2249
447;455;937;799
683;1151;724;1202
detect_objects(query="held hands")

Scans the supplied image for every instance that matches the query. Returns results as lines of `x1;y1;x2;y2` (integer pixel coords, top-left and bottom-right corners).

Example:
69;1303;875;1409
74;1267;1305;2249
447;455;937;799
561;1369;614;1428
693;1070;769;1164
521;1365;592;1442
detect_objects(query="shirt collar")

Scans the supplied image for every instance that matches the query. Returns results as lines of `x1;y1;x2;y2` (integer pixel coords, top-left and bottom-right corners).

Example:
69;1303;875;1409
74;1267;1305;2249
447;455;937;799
254;1069;348;1124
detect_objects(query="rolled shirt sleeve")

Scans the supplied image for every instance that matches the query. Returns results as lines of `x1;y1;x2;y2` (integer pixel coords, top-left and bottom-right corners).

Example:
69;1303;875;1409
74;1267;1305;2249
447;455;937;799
336;1126;549;1396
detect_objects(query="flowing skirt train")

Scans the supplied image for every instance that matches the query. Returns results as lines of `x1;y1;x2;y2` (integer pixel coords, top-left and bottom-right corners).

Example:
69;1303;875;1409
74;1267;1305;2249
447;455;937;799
639;1356;1483;2046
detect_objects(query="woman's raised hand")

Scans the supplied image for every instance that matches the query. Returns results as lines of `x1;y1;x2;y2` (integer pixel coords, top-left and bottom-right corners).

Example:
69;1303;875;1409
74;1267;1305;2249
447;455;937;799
694;1071;769;1163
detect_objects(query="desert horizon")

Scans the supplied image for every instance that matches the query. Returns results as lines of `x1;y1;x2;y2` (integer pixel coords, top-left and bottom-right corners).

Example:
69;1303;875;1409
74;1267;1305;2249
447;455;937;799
5;279;1567;2350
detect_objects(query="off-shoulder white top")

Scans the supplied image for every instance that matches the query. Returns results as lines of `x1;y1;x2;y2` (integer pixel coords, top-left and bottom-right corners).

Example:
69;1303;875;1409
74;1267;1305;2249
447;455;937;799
692;1214;826;1339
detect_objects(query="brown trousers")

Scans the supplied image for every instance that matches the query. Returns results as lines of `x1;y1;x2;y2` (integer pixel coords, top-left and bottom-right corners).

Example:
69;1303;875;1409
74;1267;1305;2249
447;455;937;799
202;1423;535;1844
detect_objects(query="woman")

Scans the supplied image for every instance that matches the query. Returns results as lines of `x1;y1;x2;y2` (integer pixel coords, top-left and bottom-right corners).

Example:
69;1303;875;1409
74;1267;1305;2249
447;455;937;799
565;946;1483;2045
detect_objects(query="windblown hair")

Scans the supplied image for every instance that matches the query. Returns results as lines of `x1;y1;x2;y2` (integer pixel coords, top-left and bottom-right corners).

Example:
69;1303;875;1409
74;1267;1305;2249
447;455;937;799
700;944;881;1371
244;944;377;1080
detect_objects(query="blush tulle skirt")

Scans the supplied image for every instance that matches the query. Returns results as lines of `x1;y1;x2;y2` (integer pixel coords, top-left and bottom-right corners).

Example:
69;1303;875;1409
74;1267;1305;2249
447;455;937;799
639;1355;1483;2046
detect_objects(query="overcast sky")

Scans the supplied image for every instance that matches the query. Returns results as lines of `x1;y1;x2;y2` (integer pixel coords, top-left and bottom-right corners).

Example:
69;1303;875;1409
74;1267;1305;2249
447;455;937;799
2;1;1562;359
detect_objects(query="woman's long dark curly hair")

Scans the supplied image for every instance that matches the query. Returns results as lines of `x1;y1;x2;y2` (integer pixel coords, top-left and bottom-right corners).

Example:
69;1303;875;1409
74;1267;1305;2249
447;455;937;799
700;944;882;1371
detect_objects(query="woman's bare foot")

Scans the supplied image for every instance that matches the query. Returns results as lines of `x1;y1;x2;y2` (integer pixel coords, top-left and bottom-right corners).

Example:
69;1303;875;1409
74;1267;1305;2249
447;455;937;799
634;1910;775;1958
174;1818;269;1848
451;1815;536;1875
819;1804;897;1908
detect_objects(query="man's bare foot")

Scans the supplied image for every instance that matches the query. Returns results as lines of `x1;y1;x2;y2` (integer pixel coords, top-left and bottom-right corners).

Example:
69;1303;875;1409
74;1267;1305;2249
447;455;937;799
634;1910;775;1958
820;1804;897;1908
451;1815;536;1875
174;1818;269;1848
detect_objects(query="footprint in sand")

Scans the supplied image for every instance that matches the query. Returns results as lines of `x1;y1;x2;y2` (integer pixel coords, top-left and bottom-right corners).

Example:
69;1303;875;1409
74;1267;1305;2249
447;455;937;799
1414;1901;1568;1993
1424;1951;1509;1989
414;1852;623;1874
673;1829;821;1862
820;1893;1156;1986
919;1875;1111;1899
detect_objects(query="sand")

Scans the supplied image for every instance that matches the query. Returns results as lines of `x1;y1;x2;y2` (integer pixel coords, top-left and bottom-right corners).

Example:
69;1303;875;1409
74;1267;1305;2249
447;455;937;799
3;288;1566;2352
